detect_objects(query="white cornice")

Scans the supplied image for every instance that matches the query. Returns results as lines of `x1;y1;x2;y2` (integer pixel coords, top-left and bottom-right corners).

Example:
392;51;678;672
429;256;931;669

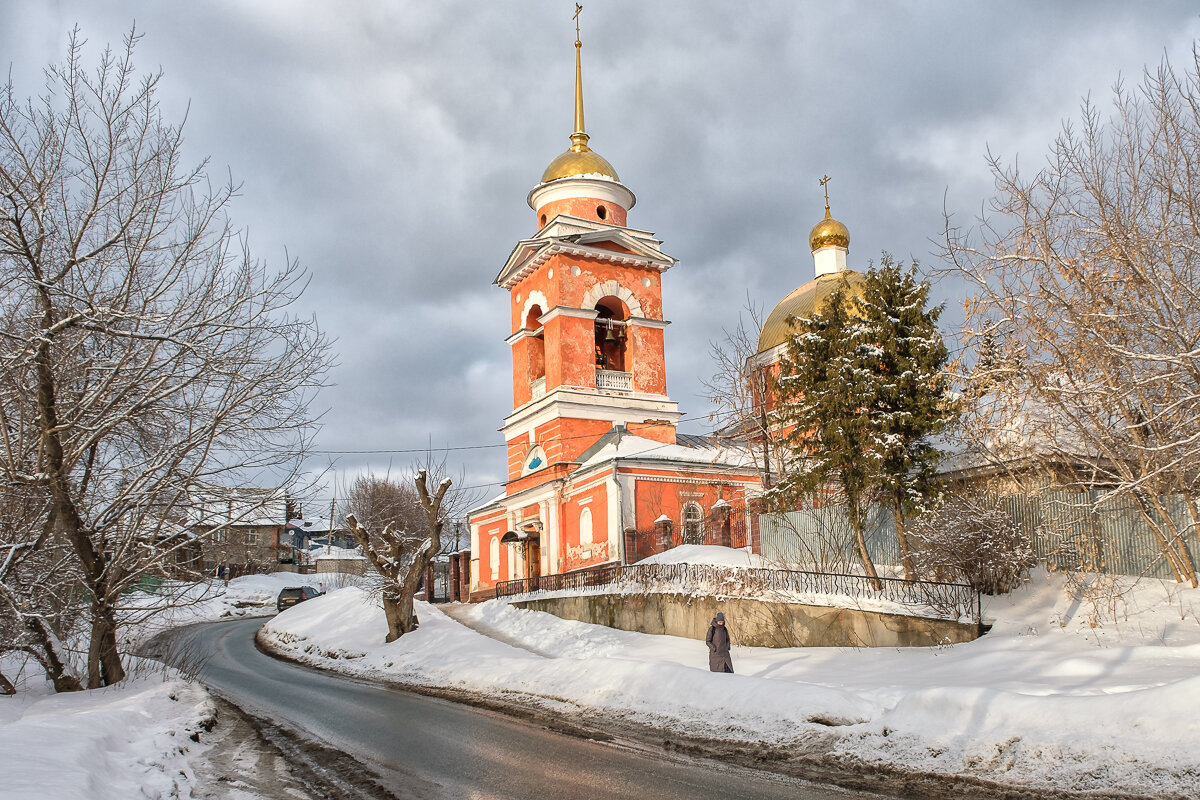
502;388;681;439
538;215;660;243
527;177;636;213
538;305;598;325
628;317;670;330
496;241;675;290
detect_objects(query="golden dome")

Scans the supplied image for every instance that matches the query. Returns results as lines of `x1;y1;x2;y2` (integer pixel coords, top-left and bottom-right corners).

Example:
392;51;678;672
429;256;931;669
757;270;867;353
809;207;850;251
540;34;621;185
541;134;620;183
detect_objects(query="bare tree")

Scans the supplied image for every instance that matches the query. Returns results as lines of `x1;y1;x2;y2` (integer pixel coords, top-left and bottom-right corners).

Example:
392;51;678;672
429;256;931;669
346;467;453;642
0;487;85;692
703;298;781;488
944;49;1200;587
0;28;331;687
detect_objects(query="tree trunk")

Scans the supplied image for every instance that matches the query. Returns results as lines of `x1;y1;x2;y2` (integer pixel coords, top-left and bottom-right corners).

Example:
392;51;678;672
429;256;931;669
22;616;84;693
381;588;415;643
86;604;124;688
891;493;917;581
851;501;883;591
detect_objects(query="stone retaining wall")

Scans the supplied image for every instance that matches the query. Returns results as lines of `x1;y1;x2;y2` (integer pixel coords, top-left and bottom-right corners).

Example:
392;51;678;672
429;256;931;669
512;592;980;648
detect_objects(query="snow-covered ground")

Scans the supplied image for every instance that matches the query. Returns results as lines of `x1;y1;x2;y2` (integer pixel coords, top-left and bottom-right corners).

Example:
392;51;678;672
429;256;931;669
5;560;1199;798
258;553;1200;798
0;572;338;800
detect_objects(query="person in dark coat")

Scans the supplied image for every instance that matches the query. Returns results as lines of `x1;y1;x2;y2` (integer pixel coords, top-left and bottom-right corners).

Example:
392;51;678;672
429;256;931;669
706;612;734;673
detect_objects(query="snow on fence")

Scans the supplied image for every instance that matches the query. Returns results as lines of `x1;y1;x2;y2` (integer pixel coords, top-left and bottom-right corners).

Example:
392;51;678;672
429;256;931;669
494;561;980;624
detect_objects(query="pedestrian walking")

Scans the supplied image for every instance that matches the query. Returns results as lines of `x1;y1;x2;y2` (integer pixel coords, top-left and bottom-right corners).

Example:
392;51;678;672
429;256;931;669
706;611;734;673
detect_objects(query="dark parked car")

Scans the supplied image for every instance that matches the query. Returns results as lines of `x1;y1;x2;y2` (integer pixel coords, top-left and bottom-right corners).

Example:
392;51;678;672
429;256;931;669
276;585;322;613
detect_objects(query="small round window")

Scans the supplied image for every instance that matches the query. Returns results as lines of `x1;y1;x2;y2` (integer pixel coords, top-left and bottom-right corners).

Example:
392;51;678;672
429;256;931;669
596;205;607;220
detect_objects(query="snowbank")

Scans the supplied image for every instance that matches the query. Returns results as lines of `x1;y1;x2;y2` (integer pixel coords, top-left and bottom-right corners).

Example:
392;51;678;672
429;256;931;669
0;678;216;800
260;570;1200;797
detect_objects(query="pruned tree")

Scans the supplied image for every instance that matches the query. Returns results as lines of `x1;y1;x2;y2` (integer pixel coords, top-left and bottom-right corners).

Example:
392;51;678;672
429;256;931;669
0;28;331;687
345;466;456;642
943;48;1200;587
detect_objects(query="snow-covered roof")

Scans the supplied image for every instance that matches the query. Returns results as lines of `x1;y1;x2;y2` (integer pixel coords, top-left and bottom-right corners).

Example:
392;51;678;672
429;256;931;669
187;488;286;527
286;517;334;534
574;427;758;474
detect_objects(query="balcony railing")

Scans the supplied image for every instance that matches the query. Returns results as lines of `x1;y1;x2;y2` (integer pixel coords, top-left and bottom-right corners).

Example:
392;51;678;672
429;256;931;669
531;377;546;399
595;369;632;393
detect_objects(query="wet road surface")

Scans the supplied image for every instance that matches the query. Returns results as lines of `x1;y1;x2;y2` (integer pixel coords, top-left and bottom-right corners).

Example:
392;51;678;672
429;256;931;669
176;617;889;800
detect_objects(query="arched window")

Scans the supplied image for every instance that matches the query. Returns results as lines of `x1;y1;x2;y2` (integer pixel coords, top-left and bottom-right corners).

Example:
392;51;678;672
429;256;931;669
526;305;545;383
593;297;629;372
579;507;593;544
682;502;704;545
490;535;500;580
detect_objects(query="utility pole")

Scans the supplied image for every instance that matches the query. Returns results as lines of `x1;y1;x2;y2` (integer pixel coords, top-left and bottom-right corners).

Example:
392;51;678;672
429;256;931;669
328;495;336;553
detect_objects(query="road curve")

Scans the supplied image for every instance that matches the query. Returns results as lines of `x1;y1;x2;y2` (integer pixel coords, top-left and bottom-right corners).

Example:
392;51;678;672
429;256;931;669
174;617;887;800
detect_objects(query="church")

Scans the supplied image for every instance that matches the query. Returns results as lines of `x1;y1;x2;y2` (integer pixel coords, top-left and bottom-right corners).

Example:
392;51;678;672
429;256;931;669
466;26;861;600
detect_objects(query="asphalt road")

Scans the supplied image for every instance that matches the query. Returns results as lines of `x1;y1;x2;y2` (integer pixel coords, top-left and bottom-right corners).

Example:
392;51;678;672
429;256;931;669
176;618;887;800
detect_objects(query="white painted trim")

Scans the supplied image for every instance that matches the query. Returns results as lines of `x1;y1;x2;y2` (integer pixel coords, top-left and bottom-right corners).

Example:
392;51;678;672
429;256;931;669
502;389;681;437
504;328;541;346
521;291;549;326
582;279;644;318
497;241;673;290
627;317;669;330
528;177;636;213
538;305;599;324
606;474;622;551
566;474;610;495
633;474;760;485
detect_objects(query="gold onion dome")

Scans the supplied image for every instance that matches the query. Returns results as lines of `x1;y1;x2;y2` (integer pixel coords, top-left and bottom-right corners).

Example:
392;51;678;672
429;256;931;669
541;133;620;183
757;270;867;353
809;206;850;251
540;32;620;184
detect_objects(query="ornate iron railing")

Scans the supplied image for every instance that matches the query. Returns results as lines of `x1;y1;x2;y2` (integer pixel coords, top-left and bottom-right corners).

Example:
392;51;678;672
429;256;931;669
495;561;981;624
595;369;632;392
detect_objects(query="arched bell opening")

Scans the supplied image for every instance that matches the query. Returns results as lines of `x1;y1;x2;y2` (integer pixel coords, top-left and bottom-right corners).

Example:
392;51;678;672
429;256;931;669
593;296;629;373
525;305;545;383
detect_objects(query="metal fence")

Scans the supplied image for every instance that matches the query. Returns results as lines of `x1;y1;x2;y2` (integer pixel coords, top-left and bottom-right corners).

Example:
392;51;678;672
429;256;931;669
758;491;1200;581
495;560;980;623
759;504;901;570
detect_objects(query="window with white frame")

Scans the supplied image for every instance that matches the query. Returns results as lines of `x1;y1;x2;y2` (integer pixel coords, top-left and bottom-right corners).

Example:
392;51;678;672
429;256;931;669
244;529;258;546
682;502;704;545
490;535;500;580
579;507;593;544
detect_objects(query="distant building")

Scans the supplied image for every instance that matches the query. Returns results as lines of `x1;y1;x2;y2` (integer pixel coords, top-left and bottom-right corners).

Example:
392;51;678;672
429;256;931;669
187;488;287;576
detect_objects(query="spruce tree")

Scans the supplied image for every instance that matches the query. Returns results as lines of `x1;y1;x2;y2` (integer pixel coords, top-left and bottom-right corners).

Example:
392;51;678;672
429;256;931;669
772;277;884;588
857;255;956;579
772;255;954;585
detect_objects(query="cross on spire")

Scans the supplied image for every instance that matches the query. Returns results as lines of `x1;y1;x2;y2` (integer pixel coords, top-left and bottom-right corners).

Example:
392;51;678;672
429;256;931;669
820;174;832;212
574;4;583;42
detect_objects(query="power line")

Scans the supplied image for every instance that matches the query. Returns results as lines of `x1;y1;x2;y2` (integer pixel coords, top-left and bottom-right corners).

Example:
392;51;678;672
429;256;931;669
307;413;714;455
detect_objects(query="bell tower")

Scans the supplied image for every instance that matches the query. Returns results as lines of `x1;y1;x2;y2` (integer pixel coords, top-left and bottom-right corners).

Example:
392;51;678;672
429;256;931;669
495;17;680;490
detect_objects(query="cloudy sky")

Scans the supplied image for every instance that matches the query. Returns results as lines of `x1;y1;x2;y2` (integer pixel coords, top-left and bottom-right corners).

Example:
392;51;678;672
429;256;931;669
4;1;1199;505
